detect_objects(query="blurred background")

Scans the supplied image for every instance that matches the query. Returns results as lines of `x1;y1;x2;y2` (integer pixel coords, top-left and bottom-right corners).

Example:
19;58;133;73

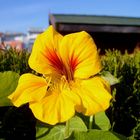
0;0;140;52
0;0;140;32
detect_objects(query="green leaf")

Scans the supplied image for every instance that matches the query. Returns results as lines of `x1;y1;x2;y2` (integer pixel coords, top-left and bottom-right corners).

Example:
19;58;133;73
69;116;87;132
65;116;87;138
36;123;65;140
36;116;87;140
0;71;19;106
36;122;50;139
101;71;119;85
74;130;127;140
94;111;111;131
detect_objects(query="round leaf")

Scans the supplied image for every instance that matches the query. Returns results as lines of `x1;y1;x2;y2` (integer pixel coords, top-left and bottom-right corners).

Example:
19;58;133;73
0;71;19;106
94;111;111;131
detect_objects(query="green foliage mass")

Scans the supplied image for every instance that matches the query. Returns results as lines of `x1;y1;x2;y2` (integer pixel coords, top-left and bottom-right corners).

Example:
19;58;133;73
0;48;140;139
0;71;19;106
101;50;140;140
0;48;32;74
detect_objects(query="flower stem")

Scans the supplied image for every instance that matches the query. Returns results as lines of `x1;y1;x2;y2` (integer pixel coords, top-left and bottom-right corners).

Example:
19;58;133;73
89;115;94;129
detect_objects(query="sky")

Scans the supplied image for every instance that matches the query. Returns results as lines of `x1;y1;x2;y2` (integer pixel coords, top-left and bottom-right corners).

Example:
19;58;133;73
0;0;140;33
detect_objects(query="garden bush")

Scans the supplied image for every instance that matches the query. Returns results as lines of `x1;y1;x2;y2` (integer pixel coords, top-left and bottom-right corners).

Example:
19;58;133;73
0;48;140;139
101;50;140;139
0;48;32;74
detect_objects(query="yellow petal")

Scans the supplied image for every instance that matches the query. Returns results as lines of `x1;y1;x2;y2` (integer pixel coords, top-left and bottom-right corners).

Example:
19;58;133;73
29;85;80;125
72;77;112;115
59;31;102;79
28;25;63;74
8;73;48;107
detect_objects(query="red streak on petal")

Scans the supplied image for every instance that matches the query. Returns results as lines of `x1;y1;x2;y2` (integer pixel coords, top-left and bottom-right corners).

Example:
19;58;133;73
47;50;64;74
70;54;79;72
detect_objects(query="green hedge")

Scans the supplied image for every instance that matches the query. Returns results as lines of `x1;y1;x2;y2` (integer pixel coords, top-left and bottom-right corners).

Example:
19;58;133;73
101;50;140;139
0;48;140;139
0;48;32;74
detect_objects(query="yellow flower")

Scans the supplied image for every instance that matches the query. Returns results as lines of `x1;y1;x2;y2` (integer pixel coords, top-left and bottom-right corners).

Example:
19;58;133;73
8;26;112;125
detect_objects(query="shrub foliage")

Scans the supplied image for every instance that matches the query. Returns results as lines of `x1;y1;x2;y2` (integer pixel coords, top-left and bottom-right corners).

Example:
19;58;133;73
0;48;32;74
101;50;140;139
0;48;140;139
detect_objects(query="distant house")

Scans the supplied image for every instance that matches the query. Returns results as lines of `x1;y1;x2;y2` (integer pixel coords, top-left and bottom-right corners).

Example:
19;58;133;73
4;40;24;51
0;28;44;51
4;32;26;42
49;14;140;53
3;32;26;50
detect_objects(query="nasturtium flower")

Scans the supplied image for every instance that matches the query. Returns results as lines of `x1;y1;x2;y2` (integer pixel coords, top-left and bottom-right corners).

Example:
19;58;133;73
8;26;112;125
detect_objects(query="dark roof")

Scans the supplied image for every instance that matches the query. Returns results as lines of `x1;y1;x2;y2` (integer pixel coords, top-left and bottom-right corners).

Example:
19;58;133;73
49;14;140;26
49;14;140;34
